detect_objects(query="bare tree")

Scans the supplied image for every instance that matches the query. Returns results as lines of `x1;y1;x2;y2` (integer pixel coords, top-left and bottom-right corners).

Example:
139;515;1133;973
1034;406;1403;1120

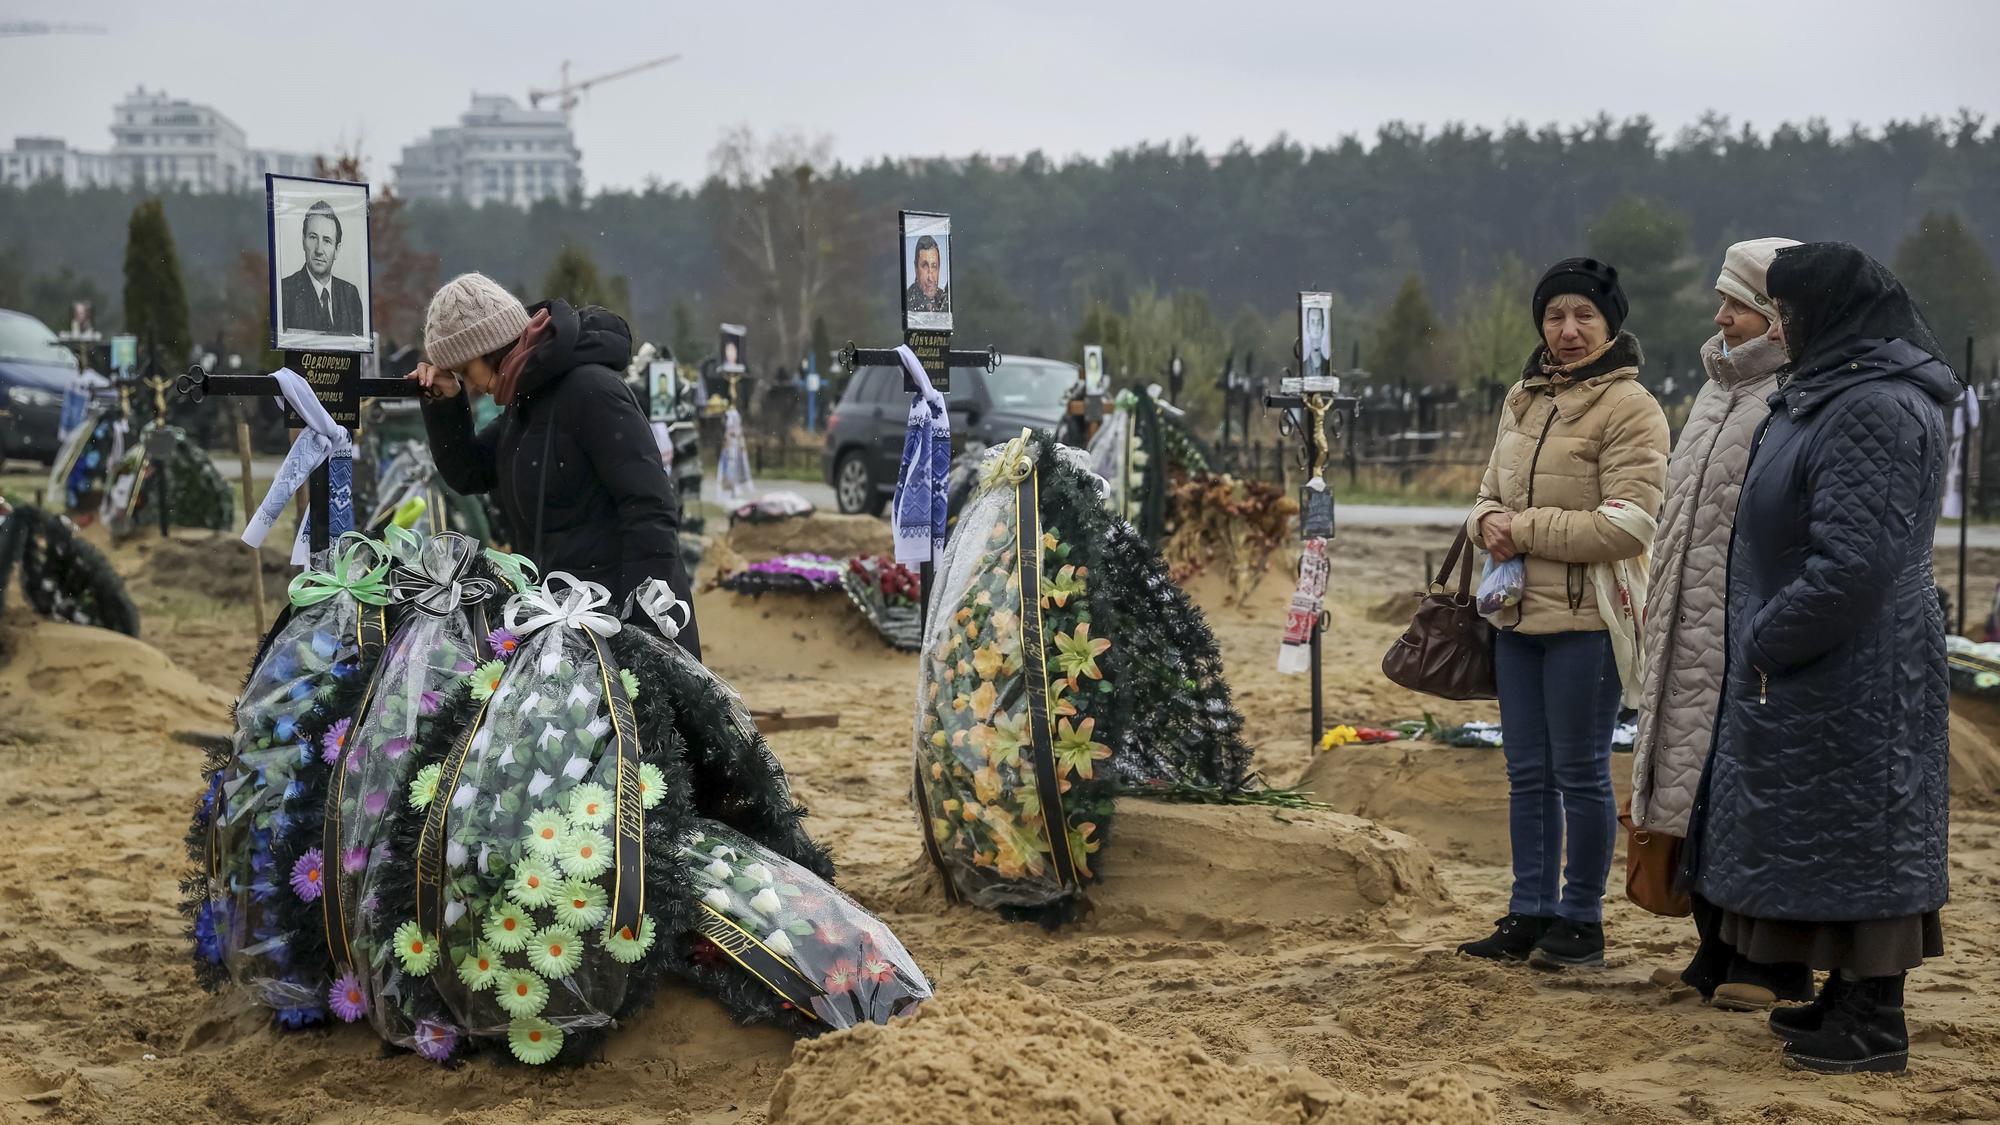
709;127;863;372
313;150;439;347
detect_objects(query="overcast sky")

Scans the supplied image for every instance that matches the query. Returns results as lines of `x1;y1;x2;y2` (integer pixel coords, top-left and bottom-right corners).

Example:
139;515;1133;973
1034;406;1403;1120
4;1;1996;191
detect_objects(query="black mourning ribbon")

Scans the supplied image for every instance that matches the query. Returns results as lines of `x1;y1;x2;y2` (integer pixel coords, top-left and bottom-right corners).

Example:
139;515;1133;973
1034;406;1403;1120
1015;470;1081;892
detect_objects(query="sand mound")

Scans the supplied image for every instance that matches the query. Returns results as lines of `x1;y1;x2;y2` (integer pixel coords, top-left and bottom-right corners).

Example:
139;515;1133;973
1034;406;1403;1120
0;615;232;742
128;529;290;606
766;986;1497;1125
692;587;911;682
883;798;1447;937
725;512;892;563
1294;744;1628;860
1949;699;2000;806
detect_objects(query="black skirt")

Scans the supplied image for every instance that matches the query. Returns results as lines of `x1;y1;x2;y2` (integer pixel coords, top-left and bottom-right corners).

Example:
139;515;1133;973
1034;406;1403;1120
1714;908;1943;978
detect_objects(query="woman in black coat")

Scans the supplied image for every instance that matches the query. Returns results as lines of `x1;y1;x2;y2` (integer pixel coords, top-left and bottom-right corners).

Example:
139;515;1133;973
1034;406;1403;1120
1688;242;1954;1075
410;273;700;657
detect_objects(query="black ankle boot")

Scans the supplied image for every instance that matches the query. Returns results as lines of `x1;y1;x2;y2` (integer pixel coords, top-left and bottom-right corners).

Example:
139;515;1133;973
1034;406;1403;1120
1782;974;1909;1075
1769;973;1843;1042
1528;919;1605;970
1458;914;1554;963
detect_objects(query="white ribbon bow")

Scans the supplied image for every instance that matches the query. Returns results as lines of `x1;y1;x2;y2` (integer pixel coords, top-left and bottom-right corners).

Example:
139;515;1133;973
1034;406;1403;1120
629;578;690;640
503;571;623;639
242;366;353;551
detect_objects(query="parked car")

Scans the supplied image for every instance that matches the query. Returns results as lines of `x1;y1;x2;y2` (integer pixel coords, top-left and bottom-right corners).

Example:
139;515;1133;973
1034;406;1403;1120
822;354;1078;515
0;309;81;466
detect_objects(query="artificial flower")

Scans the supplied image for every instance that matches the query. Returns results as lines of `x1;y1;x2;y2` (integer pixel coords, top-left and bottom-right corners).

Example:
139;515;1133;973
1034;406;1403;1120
566;782;613;828
538;723;563;752
445;899;467;928
562;828;614;880
635;762;664;807
1041;564;1087;608
487;627;520;659
1053;716;1112;780
485;901;533;952
700;887;733;912
495;969;549;1019
823;959;859;994
972;764;1003;805
601;915;656;964
620;668;641;701
451;782;478;810
528;924;584;978
528;770;555;799
1053;623;1111;686
418;690;442;716
380;736;412;761
469;660;507;701
445;839;469;870
972;644;1006;681
561;755;591;781
1318;724;1360;752
392;920;439;975
341;845;368;874
320;718;352;765
507;1017;563;1065
860;953;898;984
703;858;733;881
362;790;390;817
456;944;499;990
749;887;783;914
762;929;797;958
407;764;444;810
412;1018;457;1062
539;649;561;677
288;848;325;902
524;809;569;858
328;972;367;1021
555;879;609;930
742;862;774;885
508;857;560;909
273;713;298;744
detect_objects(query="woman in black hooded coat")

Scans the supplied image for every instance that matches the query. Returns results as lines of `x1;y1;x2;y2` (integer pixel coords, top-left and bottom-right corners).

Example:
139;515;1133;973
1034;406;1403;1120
1687;242;1956;1075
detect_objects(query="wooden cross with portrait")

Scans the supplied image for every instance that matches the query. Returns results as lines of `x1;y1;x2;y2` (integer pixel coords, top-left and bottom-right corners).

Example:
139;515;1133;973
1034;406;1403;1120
175;173;424;555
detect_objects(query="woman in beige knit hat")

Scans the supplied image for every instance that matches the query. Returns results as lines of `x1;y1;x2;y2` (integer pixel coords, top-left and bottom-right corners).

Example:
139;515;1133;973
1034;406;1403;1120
1629;237;1797;1008
408;272;701;656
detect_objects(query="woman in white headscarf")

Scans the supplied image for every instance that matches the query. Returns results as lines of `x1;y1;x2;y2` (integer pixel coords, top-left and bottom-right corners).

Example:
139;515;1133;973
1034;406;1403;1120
1628;237;1803;1011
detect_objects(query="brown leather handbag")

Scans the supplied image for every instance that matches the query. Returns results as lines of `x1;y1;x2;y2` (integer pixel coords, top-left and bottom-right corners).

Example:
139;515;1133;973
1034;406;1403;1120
1380;528;1496;701
1620;800;1692;917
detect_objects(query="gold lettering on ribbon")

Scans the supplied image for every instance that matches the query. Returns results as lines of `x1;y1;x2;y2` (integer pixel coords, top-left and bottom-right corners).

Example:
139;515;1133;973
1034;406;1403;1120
696;904;823;1021
1015;470;1079;890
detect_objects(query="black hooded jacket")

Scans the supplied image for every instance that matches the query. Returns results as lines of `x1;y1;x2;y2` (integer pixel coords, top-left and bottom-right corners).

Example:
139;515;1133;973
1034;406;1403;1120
1689;243;1955;922
421;300;701;657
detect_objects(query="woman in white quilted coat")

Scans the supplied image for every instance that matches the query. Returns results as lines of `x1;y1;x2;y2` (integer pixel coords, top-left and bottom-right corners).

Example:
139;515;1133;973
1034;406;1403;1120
1631;237;1809;1011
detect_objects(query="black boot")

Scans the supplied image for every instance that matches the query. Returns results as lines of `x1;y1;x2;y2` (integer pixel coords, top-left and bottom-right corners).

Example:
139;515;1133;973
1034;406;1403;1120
1769;973;1843;1042
1458;914;1554;963
1528;919;1605;970
1782;974;1909;1075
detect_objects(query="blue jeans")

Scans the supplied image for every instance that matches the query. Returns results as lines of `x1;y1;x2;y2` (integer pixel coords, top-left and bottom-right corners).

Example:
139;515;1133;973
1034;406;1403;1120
1494;629;1621;923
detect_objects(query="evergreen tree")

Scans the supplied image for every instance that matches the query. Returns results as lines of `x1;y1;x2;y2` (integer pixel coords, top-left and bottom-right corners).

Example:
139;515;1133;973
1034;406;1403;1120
1586;195;1706;373
1372;274;1449;383
1894;210;2000;352
541;245;627;315
670;299;703;366
122;199;191;365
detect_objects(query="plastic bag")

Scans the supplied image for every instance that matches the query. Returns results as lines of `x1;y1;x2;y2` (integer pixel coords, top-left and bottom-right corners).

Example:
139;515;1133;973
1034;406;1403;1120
188;534;394;1026
1477;555;1525;619
320;532;514;1055
679;822;929;1030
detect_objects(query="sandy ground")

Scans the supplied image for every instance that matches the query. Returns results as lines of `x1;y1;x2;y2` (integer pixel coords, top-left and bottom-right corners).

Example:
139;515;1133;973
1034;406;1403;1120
2;516;1999;1124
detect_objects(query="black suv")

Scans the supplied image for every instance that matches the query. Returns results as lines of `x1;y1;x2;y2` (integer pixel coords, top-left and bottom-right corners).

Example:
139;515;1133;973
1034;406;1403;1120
822;354;1078;515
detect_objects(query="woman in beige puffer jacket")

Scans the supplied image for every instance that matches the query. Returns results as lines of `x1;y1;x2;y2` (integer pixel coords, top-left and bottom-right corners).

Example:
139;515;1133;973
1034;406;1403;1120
1454;258;1670;971
1630;237;1815;1012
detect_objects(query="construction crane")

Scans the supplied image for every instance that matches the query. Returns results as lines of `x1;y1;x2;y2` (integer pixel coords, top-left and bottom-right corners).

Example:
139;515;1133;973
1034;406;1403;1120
528;54;680;115
0;21;108;36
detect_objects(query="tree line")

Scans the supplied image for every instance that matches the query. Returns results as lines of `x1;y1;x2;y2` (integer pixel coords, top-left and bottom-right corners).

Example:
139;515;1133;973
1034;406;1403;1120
2;112;1996;432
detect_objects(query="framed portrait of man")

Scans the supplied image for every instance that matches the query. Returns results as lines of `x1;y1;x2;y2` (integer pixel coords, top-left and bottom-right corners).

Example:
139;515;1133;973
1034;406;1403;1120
1083;345;1105;391
1299;291;1334;384
267;174;372;353
646;358;679;422
899;210;952;332
719;324;747;374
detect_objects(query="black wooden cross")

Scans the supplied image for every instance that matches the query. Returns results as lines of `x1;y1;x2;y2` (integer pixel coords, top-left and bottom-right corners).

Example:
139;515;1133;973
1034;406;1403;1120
176;350;425;554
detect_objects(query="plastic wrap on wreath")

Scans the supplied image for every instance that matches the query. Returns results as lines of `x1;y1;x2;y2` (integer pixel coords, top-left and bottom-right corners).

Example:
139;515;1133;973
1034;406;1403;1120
912;434;1253;919
841;556;922;652
191;534;394;1025
681;822;929;1029
720;553;846;596
395;573;657;1064
46;401;119;517
321;532;508;1053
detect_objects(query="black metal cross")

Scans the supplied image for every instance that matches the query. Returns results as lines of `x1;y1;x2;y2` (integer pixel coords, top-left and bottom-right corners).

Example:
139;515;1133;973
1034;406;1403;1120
176;350;425;554
1264;341;1361;753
